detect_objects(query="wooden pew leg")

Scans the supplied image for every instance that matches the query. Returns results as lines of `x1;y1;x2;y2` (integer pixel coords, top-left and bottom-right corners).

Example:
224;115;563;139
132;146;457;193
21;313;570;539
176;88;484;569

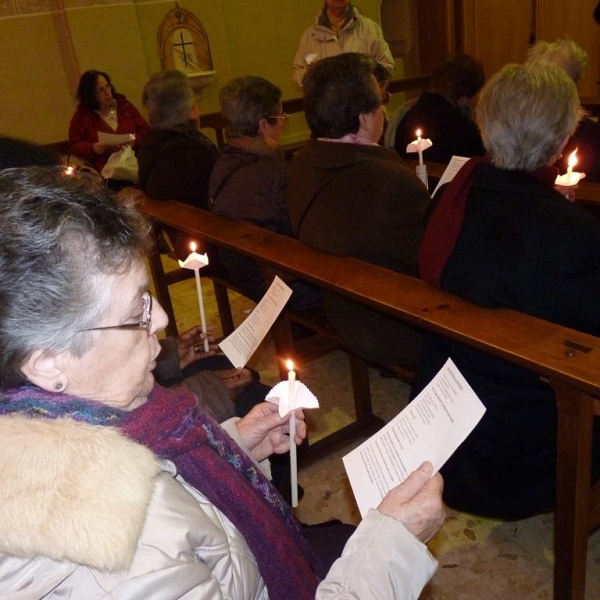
147;247;179;338
552;380;595;600
211;279;235;337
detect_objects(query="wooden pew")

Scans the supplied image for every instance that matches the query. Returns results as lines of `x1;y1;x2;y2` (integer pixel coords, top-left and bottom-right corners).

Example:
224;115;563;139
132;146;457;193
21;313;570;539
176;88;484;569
140;195;600;600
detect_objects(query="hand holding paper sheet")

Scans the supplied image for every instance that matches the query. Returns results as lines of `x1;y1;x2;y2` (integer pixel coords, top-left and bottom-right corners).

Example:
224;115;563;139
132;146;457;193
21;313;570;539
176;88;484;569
343;358;486;517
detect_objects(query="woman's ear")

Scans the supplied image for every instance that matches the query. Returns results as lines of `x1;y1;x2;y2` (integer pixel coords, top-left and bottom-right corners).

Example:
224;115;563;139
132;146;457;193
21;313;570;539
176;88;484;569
257;117;271;138
20;349;67;393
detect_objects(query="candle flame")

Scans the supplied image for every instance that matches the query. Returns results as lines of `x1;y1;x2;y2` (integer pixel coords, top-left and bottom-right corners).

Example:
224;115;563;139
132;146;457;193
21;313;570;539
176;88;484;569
568;149;578;168
64;166;74;176
286;359;294;371
190;241;197;252
416;128;422;138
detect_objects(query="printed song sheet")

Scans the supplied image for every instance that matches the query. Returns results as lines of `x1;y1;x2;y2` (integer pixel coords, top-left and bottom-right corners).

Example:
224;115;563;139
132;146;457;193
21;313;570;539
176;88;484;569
431;155;470;196
219;276;292;368
343;358;486;517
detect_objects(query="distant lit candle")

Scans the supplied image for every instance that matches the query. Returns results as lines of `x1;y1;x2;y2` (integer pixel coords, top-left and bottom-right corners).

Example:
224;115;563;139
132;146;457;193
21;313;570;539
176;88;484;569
567;149;578;185
64;165;75;176
286;358;299;507
416;129;424;166
179;242;210;352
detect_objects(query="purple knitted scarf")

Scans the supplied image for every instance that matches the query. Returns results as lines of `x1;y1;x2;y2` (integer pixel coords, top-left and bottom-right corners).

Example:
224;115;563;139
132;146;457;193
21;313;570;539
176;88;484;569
0;383;324;599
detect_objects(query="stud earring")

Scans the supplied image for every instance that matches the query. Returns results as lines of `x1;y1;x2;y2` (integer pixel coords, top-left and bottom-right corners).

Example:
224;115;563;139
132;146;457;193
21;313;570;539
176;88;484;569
53;381;64;391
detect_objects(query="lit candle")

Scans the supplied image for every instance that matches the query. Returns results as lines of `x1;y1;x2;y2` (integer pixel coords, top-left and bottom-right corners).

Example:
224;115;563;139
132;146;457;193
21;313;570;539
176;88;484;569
566;149;578;185
64;165;75;176
554;148;584;187
178;242;210;352
416;128;424;166
286;358;299;507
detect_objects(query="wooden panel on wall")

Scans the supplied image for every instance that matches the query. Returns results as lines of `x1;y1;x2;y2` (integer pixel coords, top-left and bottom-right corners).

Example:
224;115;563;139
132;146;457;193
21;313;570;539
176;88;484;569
535;0;600;96
415;0;456;73
458;0;534;80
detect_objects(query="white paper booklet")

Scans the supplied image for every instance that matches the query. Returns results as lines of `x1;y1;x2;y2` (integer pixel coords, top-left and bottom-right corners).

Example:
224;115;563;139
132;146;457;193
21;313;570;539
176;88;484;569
431;155;470;197
98;131;135;146
343;358;486;517
218;276;292;368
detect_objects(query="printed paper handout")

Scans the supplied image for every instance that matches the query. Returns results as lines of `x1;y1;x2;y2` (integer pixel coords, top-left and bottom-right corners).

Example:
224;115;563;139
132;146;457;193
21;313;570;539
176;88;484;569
219;276;292;368
343;358;486;517
431;155;470;197
98;131;136;146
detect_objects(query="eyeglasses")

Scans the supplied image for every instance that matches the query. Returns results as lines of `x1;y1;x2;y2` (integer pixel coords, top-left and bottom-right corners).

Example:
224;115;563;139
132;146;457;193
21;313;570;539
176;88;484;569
267;112;290;124
81;291;153;336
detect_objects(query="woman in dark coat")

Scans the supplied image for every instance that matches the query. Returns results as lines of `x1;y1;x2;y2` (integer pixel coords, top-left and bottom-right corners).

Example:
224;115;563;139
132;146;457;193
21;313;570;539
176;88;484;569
414;61;600;519
138;70;219;259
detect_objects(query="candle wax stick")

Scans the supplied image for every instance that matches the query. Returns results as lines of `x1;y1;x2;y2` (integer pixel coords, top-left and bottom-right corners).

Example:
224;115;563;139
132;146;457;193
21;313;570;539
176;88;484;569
566;165;573;186
194;268;210;352
417;138;424;166
288;369;298;507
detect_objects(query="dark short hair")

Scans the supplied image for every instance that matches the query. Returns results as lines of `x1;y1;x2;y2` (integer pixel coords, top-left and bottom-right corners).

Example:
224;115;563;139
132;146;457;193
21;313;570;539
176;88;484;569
0;167;151;389
431;54;485;100
220;76;282;138
302;53;381;139
0;136;60;170
76;70;115;111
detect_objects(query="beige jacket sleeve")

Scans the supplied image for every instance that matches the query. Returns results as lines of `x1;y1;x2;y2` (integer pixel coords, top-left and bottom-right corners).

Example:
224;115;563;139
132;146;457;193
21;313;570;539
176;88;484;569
316;509;438;599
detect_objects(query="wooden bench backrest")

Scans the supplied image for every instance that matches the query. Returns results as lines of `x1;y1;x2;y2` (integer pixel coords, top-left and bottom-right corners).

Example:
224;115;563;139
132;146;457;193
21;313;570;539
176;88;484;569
140;195;600;396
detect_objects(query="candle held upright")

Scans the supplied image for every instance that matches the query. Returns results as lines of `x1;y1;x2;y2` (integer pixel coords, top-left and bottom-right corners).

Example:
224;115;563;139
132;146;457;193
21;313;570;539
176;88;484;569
405;128;433;189
178;242;210;352
286;358;299;508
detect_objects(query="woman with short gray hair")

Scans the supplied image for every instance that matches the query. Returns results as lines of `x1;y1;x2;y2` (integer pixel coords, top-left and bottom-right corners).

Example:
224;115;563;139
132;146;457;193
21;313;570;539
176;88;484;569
0;166;445;600
414;61;600;520
527;38;600;182
476;61;581;172
209;75;321;309
138;70;219;259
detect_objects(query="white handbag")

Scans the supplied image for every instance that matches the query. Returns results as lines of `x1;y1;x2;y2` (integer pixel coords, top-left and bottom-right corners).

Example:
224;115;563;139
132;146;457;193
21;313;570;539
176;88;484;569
101;145;139;182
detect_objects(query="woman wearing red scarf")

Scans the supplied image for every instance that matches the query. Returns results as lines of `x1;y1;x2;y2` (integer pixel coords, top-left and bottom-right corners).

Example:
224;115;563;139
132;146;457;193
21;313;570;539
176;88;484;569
0;165;444;599
416;61;600;519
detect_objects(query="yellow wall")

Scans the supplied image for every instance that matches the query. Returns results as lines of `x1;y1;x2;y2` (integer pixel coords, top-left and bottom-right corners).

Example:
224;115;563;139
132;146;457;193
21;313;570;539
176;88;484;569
0;0;393;145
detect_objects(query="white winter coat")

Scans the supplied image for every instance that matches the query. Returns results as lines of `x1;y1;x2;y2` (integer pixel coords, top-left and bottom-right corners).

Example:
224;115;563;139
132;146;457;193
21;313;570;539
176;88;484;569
0;414;437;599
292;7;395;87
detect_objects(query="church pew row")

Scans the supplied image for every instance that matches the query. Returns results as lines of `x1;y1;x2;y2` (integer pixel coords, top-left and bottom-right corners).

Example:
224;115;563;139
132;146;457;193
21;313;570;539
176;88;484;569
138;193;600;600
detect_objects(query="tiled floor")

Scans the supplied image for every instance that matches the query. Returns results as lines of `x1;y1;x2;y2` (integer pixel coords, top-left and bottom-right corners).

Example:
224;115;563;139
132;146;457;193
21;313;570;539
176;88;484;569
156;257;600;599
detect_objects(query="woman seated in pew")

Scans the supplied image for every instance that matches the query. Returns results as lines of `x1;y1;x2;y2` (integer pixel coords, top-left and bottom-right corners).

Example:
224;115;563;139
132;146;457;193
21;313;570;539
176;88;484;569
0;166;445;598
393;54;485;164
287;52;430;367
527;38;600;183
209;75;321;310
414;61;600;520
138;70;220;259
68;69;148;189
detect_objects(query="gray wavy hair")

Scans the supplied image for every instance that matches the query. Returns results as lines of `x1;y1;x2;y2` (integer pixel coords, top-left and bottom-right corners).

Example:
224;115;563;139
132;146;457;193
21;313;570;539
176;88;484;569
0;167;151;390
476;62;582;171
142;70;195;129
527;39;588;83
220;76;282;139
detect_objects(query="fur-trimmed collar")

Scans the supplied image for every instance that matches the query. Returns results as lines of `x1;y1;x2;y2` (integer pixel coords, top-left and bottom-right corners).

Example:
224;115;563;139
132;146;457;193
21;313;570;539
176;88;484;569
0;415;159;571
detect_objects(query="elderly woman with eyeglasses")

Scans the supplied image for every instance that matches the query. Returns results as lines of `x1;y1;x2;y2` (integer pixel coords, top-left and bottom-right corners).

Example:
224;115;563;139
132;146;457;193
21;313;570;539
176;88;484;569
209;75;320;310
0;167;444;599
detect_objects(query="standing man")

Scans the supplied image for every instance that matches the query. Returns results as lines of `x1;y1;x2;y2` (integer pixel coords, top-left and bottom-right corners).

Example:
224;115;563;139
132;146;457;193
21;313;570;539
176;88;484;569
293;1;394;88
